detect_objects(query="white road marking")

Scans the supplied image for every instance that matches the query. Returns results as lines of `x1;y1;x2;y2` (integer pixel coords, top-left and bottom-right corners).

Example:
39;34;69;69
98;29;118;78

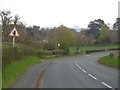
75;62;115;89
101;82;114;90
88;74;97;80
76;63;82;69
81;69;87;73
77;64;82;69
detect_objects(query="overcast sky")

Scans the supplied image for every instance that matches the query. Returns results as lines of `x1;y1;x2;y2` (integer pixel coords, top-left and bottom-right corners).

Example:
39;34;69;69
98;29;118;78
0;0;119;28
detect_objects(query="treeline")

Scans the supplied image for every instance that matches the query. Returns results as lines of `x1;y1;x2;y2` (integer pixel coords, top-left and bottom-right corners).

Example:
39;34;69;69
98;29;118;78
1;10;119;46
0;10;119;67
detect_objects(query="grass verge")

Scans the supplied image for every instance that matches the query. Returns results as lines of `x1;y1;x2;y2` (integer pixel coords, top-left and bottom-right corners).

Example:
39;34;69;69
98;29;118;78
2;56;40;88
0;69;1;88
69;44;118;54
98;55;119;69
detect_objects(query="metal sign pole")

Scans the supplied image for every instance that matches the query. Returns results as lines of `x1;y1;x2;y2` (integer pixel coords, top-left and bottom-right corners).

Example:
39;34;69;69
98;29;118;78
13;37;15;47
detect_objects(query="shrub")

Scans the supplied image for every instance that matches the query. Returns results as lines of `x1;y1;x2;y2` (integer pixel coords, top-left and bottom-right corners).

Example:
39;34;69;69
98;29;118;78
36;50;54;58
64;48;70;55
52;50;65;55
36;50;46;59
45;51;53;56
57;50;65;55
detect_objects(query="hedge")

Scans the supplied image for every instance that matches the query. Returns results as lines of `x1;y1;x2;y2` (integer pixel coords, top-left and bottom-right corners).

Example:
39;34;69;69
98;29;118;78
36;49;66;58
85;48;120;54
85;49;105;54
2;43;36;68
52;50;66;55
108;48;120;51
2;42;69;68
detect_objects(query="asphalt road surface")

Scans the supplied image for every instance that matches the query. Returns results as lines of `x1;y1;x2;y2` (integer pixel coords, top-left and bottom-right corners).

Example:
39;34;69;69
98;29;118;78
11;52;118;89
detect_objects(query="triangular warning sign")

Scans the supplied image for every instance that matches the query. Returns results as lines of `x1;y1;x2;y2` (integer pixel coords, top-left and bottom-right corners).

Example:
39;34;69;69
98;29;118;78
9;27;20;37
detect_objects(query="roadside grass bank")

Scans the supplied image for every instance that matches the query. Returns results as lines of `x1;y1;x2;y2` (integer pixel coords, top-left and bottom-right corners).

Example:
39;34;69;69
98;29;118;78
98;55;119;69
2;56;40;88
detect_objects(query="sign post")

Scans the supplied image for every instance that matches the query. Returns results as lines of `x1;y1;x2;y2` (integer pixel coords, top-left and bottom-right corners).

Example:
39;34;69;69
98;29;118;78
13;37;15;47
9;27;20;47
58;43;60;51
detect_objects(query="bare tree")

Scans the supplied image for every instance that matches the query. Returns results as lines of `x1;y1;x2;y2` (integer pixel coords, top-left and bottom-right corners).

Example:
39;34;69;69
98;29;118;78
0;10;12;39
13;14;20;26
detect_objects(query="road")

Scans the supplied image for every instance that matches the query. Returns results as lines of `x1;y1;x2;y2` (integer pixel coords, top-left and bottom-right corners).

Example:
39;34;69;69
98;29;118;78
11;52;118;89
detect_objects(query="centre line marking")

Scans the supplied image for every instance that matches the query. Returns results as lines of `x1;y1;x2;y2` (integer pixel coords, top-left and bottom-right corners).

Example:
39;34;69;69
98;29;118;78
76;63;82;69
88;74;97;80
75;62;115;89
101;82;114;90
82;69;87;73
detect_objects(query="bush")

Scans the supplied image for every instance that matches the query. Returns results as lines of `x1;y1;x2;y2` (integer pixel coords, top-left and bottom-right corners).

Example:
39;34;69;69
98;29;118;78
57;50;65;55
52;50;66;55
64;48;70;55
37;50;53;58
36;50;46;59
45;51;53;56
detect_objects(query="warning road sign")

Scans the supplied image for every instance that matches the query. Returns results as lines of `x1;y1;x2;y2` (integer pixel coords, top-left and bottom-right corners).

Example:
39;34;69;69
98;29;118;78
9;27;20;37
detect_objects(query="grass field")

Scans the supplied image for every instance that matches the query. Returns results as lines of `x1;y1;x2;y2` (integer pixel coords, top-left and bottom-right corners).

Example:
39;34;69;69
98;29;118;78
2;56;40;88
69;44;118;55
98;55;119;69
